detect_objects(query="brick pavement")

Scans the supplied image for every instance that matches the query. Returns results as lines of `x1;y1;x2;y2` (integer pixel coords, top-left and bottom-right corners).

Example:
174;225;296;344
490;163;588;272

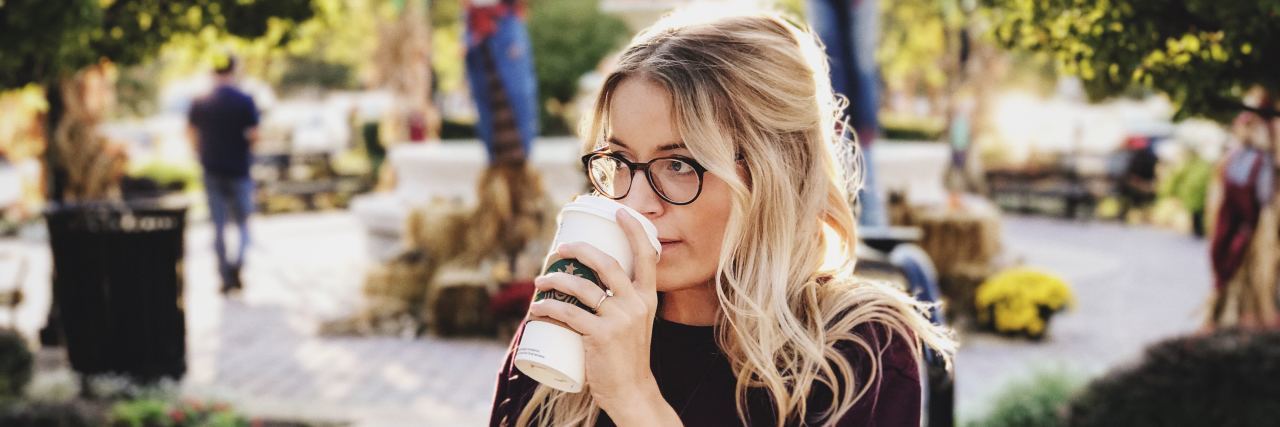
1;211;1214;426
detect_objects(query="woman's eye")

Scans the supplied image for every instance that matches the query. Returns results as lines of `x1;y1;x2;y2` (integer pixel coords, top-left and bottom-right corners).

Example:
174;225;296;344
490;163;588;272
667;161;693;174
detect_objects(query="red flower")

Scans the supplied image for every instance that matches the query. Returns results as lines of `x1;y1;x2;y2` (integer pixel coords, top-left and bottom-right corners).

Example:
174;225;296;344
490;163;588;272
170;409;187;424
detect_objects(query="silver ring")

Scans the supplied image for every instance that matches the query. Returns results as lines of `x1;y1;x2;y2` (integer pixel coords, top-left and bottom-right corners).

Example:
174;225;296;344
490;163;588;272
593;289;614;312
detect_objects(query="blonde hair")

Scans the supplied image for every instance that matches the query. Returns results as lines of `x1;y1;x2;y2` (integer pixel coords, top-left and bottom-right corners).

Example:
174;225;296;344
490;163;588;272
517;9;954;427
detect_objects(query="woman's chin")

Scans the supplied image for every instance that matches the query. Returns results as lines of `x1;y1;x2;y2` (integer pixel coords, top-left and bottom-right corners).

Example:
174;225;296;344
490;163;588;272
654;272;714;293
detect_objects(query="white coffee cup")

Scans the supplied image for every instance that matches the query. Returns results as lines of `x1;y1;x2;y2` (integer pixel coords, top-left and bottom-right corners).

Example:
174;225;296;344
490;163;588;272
514;195;661;393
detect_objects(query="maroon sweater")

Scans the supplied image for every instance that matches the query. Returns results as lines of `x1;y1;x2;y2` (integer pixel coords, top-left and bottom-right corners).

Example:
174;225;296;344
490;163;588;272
489;317;922;426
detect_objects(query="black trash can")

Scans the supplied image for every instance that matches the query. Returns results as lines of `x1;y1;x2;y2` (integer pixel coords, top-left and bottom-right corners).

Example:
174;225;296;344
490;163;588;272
45;197;188;383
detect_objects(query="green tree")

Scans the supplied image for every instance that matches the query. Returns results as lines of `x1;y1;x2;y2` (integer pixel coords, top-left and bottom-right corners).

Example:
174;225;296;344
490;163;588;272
123;0;392;105
982;0;1280;121
430;0;466;94
0;0;314;90
879;0;963;100
0;0;314;200
528;0;630;136
270;0;386;93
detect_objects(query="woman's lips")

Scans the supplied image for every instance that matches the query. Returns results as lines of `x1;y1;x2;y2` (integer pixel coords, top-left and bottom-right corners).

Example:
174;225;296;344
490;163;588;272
659;240;681;250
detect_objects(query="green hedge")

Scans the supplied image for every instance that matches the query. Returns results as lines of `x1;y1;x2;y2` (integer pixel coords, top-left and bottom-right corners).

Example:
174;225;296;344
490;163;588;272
967;370;1080;427
1066;328;1280;427
970;329;1280;427
0;329;32;402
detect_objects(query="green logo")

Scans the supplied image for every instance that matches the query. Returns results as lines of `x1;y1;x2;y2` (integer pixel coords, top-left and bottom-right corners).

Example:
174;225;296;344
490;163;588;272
535;259;600;312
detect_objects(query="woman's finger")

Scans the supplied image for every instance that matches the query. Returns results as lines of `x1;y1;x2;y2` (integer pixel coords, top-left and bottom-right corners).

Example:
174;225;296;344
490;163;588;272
533;272;609;313
527;299;600;335
555;242;634;298
616;209;659;293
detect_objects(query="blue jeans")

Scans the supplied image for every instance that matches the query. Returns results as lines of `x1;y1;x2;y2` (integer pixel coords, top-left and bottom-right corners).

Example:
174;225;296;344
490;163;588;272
857;144;887;227
465;13;539;162
809;0;886;227
204;174;254;284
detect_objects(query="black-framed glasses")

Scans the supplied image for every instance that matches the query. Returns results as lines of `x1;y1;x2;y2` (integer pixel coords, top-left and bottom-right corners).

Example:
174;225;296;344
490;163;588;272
581;151;709;205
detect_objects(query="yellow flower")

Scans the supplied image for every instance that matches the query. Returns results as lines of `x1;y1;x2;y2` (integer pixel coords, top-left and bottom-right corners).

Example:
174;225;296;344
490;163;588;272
976;267;1075;337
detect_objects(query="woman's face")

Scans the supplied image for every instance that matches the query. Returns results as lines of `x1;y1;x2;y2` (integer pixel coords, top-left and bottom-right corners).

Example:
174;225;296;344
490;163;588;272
605;78;733;292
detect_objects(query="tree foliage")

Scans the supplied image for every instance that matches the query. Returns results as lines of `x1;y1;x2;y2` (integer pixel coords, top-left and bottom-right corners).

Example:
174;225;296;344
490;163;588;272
528;0;630;134
879;0;967;95
0;0;315;90
983;0;1280;121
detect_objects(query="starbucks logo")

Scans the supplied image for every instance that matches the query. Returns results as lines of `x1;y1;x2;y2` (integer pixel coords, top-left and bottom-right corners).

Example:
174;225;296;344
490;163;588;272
535;258;601;313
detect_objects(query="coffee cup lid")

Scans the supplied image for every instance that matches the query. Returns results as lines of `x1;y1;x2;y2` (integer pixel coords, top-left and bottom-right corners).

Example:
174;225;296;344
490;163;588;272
564;195;662;256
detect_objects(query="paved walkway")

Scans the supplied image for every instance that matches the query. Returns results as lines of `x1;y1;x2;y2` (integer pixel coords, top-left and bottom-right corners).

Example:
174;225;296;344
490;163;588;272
1;211;1213;425
182;213;509;426
5;212;509;426
955;215;1211;420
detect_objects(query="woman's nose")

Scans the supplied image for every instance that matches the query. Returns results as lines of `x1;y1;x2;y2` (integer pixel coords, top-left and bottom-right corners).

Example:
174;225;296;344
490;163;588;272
622;170;664;217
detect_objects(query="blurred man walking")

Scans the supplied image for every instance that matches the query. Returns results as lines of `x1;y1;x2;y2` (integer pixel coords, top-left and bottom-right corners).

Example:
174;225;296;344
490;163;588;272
188;55;259;295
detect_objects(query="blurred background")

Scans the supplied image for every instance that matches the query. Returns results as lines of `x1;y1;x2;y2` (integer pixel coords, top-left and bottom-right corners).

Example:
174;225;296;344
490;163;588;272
0;0;1277;426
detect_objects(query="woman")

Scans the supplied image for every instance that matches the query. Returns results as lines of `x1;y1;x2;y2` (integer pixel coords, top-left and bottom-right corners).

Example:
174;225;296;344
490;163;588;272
490;10;953;427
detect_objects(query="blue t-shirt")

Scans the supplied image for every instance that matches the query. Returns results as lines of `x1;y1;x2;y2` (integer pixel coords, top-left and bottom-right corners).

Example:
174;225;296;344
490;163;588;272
188;85;259;178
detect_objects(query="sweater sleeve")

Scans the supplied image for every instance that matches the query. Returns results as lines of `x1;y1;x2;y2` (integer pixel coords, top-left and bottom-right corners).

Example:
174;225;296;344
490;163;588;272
812;322;923;427
489;322;542;427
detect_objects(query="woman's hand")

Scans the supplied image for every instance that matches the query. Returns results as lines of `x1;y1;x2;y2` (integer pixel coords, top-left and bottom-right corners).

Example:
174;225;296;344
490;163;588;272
526;209;677;424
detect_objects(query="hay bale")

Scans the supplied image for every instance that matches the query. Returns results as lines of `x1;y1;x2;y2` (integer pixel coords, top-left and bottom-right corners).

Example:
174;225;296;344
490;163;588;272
902;198;1004;321
327;163;558;338
430;284;494;337
360;251;435;302
911;209;1002;277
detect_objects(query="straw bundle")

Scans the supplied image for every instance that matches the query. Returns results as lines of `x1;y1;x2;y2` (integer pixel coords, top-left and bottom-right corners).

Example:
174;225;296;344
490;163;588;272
370;0;439;142
896;197;1005;319
323;163;556;337
54;64;126;202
